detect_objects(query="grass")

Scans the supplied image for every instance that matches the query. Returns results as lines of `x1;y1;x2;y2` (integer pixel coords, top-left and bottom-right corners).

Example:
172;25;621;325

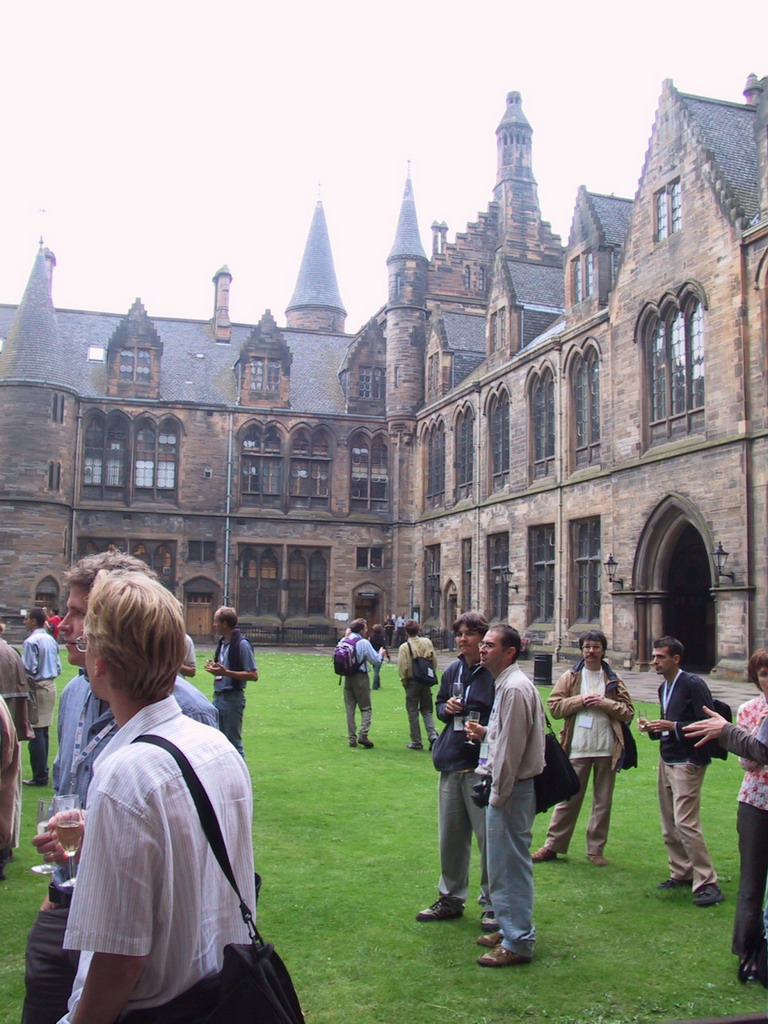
1;651;766;1024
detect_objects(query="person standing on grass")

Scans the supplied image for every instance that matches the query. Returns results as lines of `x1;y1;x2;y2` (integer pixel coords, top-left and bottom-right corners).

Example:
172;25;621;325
369;623;390;690
0;693;20;881
342;619;383;748
22;551;218;1024
416;612;497;931
639;635;724;907
22;607;61;788
205;607;258;758
398;619;439;751
466;624;545;968
532;630;634;868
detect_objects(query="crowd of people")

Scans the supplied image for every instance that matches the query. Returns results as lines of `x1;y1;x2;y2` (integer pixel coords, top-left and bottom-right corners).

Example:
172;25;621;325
1;570;767;1018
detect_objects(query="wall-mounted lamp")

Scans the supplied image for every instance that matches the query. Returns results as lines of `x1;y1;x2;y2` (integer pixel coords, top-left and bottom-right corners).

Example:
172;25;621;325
499;566;519;594
712;542;735;584
603;553;624;590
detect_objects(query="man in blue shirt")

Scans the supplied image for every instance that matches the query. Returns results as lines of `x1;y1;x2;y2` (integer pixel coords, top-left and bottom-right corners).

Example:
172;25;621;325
205;606;258;758
22;607;62;787
343;618;383;749
22;551;218;1024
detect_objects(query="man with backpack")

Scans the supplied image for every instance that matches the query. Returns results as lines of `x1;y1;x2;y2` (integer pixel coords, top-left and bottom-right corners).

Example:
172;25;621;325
336;619;384;749
398;619;439;751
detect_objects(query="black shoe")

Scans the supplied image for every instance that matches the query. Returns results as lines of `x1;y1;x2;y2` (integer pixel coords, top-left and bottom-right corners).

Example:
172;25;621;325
406;742;424;750
693;883;724;906
358;737;374;748
657;877;693;889
416;896;464;921
22;779;48;787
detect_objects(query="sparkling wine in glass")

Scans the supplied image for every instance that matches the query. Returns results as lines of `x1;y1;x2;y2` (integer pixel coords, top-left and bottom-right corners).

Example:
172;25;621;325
30;799;55;876
52;794;83;890
465;711;481;745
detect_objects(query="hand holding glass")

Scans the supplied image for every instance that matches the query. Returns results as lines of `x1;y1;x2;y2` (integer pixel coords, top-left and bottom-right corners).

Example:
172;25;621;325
52;795;84;890
465;711;481;744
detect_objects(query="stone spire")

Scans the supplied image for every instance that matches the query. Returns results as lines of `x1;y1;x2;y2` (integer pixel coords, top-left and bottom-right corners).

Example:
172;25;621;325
388;173;427;263
496;90;534;186
0;243;78;389
286;201;347;332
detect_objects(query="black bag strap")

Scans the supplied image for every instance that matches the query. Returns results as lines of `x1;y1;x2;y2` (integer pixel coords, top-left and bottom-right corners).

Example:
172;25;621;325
133;733;260;945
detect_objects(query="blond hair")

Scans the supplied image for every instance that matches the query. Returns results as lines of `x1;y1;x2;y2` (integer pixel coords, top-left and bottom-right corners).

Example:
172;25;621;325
85;570;185;701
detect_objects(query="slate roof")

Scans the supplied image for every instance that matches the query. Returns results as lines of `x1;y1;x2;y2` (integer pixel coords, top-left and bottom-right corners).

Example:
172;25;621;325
442;312;486;352
0;302;354;415
388;176;427;261
679;93;759;222
0;247;80;390
506;260;564;308
286;201;346;314
588;193;633;246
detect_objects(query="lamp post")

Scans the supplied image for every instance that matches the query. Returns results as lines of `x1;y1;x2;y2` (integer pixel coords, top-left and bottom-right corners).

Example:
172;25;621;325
603;553;624;590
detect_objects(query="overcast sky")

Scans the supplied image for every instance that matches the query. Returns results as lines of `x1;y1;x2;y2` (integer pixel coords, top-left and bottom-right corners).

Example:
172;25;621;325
1;1;766;334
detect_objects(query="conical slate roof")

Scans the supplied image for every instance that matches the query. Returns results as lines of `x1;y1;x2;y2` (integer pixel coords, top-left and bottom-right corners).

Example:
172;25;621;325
497;91;531;132
286;201;346;314
388;175;427;262
0;245;79;389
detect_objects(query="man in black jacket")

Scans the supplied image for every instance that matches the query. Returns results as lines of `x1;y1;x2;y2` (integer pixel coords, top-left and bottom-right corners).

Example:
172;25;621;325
416;613;497;930
640;635;723;906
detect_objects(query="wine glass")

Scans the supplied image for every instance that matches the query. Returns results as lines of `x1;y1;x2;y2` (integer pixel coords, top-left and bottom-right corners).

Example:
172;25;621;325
52;794;83;890
465;711;481;745
451;680;463;701
29;799;55;876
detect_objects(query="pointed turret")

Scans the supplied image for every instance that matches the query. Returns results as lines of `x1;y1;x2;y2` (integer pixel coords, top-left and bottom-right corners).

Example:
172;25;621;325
388;174;427;262
0;243;78;389
496;91;534;186
286;201;346;332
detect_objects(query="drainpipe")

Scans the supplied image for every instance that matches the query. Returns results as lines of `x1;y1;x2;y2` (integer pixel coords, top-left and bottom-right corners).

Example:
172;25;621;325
223;411;234;604
555;343;565;660
70;401;83;564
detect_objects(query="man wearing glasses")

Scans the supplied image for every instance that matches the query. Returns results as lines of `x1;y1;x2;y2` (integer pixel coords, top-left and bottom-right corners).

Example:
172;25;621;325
466;624;545;967
532;630;634;867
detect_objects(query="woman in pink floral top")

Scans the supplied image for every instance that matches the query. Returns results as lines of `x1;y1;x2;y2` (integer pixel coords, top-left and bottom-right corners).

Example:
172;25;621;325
733;648;768;977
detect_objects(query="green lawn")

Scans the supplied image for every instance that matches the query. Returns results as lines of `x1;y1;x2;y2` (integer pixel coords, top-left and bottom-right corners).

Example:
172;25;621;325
1;651;765;1023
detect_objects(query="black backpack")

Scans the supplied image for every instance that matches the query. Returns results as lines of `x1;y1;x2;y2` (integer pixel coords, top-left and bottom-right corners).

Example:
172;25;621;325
407;641;436;685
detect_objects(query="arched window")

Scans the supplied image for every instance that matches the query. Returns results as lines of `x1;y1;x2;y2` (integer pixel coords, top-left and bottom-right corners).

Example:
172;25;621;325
308;551;327;615
463;265;472;289
490;391;510;490
646;298;705;444
289;428;331;508
287;550;307;617
134;418;178;500
531;371;555;478
260;549;280;615
238;546;280;616
425;423;445;508
82;411;128;500
350;433;388;512
241;424;282;508
574;349;600;467
455;408;474;500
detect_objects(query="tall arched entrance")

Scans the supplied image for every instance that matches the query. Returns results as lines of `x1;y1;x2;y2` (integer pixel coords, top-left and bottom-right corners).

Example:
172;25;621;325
633;496;716;670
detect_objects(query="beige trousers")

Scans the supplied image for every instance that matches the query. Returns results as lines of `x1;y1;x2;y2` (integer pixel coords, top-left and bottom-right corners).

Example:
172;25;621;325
657;760;717;890
545;756;615;856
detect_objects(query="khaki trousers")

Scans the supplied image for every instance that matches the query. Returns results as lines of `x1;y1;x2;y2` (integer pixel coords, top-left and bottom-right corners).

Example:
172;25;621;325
657;760;717;890
545;756;615;856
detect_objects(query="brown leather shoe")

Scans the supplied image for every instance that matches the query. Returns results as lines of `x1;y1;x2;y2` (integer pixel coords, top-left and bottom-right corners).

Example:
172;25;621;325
531;846;557;863
477;945;532;967
587;854;608;867
477;931;503;947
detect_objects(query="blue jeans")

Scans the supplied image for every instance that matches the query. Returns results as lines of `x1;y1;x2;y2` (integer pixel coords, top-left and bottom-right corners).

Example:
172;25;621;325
213;690;246;758
486;777;536;957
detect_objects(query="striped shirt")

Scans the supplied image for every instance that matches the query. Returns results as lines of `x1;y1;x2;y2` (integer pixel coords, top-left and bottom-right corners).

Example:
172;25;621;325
62;696;255;1017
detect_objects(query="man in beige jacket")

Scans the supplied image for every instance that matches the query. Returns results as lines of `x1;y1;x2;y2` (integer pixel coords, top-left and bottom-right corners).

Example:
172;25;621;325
398;619;438;750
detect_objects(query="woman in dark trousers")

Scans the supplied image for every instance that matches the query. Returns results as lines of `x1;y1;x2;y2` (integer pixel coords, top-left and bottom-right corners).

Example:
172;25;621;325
369;624;390;690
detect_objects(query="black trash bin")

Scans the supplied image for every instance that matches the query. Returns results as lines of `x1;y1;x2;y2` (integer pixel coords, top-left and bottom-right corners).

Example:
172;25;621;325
533;652;553;686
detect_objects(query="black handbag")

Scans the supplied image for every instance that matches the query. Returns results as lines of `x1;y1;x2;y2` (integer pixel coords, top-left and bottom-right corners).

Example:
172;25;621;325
125;735;304;1024
406;641;436;685
534;718;581;814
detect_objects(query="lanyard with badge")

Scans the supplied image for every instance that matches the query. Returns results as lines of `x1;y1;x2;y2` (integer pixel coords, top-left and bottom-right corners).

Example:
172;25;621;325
660;678;677;738
69;701;117;796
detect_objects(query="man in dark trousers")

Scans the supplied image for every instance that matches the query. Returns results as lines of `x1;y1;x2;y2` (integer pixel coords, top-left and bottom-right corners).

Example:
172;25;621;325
205;607;258;758
640;635;724;906
416;613;497;929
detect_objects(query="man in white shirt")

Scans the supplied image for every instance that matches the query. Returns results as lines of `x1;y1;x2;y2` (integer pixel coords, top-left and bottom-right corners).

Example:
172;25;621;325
60;570;255;1024
22;607;62;787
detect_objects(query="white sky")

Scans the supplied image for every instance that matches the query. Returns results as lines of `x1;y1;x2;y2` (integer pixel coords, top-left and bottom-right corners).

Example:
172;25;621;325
1;1;766;334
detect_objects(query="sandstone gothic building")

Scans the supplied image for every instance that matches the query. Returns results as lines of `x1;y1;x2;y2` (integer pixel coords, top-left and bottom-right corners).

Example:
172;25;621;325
1;76;767;673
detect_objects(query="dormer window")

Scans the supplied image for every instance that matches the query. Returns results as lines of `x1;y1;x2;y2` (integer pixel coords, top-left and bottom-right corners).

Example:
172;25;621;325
250;358;281;393
358;366;384;400
572;253;594;303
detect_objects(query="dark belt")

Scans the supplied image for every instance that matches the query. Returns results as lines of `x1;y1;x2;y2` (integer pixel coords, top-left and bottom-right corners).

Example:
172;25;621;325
48;883;73;908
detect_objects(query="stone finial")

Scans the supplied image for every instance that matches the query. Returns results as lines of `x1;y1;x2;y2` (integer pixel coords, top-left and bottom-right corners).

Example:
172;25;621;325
744;73;763;106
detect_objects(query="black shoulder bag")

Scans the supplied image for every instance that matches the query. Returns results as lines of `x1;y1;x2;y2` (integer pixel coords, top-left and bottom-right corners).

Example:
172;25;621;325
534;716;581;815
123;735;304;1024
406;641;436;685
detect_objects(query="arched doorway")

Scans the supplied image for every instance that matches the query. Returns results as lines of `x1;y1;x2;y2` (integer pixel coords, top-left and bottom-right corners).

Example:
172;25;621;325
353;585;382;630
665;525;715;670
633;495;716;670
